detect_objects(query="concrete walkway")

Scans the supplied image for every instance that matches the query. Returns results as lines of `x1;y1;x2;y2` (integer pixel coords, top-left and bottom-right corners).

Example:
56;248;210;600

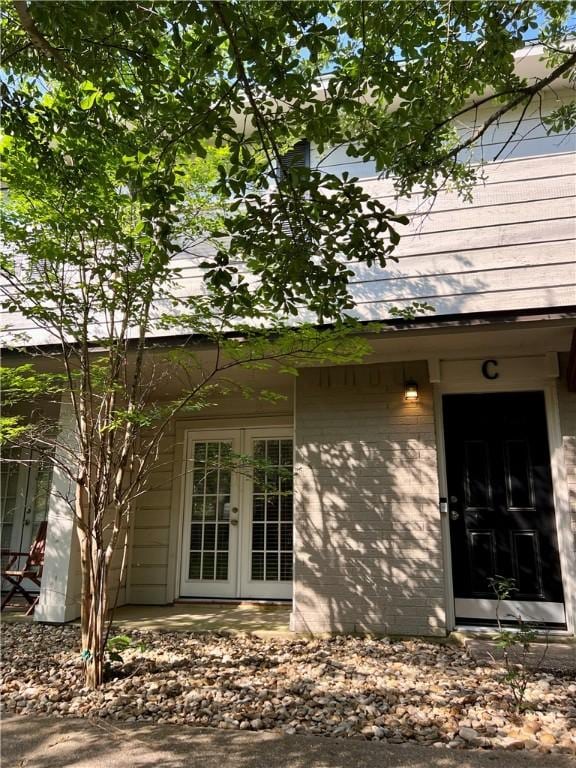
3;715;575;768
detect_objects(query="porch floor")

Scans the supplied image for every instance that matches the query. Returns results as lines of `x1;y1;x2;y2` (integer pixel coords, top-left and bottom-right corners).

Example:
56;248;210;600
111;602;292;637
1;598;292;635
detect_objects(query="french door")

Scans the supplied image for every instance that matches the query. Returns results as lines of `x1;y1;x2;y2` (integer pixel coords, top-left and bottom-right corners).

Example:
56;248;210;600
443;392;565;627
179;428;293;600
1;448;53;592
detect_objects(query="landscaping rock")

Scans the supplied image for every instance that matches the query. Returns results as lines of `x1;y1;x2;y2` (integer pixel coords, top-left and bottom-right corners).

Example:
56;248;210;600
1;623;575;755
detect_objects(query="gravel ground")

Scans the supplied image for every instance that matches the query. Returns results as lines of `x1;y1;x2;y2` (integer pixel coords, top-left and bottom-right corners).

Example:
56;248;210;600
1;623;575;755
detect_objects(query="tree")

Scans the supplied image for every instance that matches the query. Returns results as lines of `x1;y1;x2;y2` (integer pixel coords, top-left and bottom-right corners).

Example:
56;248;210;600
1;122;370;686
3;1;575;318
1;1;575;688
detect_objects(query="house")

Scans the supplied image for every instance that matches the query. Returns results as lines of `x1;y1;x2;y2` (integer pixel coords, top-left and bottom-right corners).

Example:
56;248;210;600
2;45;576;637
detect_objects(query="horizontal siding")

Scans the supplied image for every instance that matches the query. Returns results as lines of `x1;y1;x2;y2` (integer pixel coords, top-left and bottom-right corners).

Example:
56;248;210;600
131;546;168;566
352;285;576;320
129;585;168;603
361;217;573;259
2;149;575;345
350;260;575;301
144;159;576;319
131;507;170;528
349;241;573;282
132;527;170;547
327;152;574;318
359;165;575;210
169;197;576;279
130;566;168;586
128;425;175;603
313;134;573;179
173;154;576;321
407;196;575;232
311;95;576;178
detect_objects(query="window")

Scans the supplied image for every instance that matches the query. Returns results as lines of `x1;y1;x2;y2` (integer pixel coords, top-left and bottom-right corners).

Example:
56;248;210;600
276;139;310;181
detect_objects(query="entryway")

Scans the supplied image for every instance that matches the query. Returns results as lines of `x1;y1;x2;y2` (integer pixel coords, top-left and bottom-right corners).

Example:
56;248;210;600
179;428;293;600
443;391;566;628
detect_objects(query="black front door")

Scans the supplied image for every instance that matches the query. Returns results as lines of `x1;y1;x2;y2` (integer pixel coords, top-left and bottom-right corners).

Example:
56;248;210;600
443;392;565;626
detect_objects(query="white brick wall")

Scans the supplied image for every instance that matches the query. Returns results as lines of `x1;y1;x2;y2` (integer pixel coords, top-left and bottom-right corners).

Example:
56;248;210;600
293;361;446;636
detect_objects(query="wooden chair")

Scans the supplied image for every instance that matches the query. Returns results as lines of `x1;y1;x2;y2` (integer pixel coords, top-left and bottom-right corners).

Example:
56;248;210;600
1;521;47;615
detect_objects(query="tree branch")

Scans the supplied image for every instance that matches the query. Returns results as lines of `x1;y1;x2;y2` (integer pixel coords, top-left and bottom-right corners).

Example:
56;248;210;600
13;0;71;72
425;49;576;170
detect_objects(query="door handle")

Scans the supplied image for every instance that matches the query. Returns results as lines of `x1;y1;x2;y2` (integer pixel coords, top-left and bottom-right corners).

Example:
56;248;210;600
450;509;460;521
229;506;239;526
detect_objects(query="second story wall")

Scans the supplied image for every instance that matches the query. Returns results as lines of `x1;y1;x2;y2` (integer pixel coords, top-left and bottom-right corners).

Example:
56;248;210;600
305;93;575;320
2;91;574;348
348;151;575;319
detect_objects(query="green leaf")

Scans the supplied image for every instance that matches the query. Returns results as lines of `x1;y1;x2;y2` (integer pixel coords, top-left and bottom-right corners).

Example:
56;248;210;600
80;91;99;110
0;134;13;153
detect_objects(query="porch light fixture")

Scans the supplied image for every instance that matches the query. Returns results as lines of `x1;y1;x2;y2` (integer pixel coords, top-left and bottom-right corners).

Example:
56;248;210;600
404;379;419;401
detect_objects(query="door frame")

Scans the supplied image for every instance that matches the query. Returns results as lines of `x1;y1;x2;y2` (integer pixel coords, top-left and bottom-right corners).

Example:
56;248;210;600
432;354;574;635
175;422;295;601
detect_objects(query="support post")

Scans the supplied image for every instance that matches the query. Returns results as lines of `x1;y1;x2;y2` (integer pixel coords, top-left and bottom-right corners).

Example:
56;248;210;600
34;398;81;623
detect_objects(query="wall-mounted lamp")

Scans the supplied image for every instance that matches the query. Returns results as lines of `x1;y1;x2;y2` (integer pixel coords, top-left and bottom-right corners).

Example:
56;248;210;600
404;379;419;401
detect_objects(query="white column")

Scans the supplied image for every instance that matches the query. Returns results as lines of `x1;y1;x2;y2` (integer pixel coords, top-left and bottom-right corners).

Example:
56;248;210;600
35;398;82;623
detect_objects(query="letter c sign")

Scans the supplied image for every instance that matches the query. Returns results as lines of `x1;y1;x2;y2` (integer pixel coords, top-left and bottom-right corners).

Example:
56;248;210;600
481;359;499;380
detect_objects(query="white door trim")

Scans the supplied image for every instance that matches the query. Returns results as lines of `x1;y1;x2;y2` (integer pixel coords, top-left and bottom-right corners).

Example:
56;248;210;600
454;598;566;625
431;352;574;635
176;425;295;601
433;385;456;631
168;417;293;605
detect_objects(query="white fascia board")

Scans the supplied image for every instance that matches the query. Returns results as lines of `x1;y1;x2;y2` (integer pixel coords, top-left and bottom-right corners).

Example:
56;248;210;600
230;42;575;132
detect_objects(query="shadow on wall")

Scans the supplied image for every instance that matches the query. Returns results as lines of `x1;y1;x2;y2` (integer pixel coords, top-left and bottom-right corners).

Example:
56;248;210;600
293;360;446;637
348;251;486;313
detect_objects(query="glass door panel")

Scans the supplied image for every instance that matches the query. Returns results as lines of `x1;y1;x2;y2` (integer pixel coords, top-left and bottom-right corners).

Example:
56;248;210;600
180;429;294;601
28;450;53;543
240;434;293;600
180;433;239;598
188;440;232;581
1;447;23;553
1;447;53;593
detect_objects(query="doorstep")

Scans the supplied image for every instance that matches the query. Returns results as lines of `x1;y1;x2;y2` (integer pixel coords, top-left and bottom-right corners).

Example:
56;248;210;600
450;631;576;672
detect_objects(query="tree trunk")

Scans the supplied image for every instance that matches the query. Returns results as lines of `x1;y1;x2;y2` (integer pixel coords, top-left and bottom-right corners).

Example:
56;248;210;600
78;523;109;689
